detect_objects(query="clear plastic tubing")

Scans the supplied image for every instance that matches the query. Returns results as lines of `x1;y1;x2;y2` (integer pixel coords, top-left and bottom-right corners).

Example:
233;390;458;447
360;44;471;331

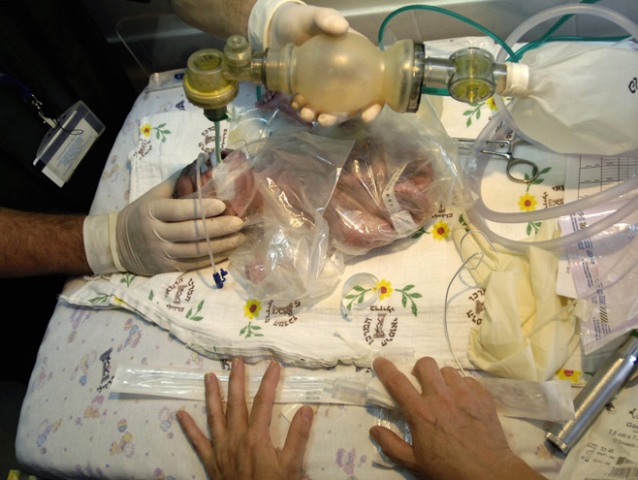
466;191;638;252
470;112;638;222
466;4;638;252
501;3;638;53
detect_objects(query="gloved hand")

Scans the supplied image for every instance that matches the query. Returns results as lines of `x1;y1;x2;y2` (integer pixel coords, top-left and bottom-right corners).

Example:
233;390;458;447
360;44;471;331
249;0;383;127
83;171;246;276
264;1;349;49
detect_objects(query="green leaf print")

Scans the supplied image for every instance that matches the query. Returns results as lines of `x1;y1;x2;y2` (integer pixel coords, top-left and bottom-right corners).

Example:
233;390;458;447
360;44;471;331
240;322;263;338
186;299;205;321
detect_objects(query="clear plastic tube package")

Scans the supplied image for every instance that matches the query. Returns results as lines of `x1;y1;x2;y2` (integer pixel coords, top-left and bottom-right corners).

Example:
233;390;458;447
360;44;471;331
333;373;575;422
111;364;574;421
558;198;638;353
111;365;345;404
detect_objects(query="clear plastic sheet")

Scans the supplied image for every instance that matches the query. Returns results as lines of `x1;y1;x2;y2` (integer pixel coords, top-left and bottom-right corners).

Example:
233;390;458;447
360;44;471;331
309;105;460;256
174;100;460;302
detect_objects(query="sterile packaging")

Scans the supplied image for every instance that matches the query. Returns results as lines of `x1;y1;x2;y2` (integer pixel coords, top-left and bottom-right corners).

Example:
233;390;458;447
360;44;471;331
110;364;347;404
361;374;574;422
558;198;638;354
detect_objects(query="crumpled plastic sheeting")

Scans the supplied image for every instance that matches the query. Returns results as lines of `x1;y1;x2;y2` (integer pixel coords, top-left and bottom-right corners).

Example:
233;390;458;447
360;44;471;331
453;219;583;381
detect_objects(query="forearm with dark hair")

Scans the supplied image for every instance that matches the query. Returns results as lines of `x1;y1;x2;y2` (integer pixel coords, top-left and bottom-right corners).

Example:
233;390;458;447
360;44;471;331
168;0;257;40
0;208;91;277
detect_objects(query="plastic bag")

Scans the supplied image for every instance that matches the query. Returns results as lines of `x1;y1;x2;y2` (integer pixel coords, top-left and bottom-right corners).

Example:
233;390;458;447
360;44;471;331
492;3;638;156
174;101;460;302
313;105;460;256
504;41;638;156
177;130;354;302
233;131;355;301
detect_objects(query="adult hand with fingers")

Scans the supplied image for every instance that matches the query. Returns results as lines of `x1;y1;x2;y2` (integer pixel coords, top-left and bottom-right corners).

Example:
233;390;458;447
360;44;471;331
84;170;246;277
177;358;314;480
370;356;547;480
290;92;384;128
252;0;383;127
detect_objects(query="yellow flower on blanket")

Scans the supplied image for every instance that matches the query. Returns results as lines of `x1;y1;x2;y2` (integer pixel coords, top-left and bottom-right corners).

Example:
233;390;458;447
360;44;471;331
375;279;393;300
518;192;537;211
343;278;422;316
431;220;450;241
140;122;171;142
243;299;262;319
141;123;152;137
239;300;265;339
557;368;583;385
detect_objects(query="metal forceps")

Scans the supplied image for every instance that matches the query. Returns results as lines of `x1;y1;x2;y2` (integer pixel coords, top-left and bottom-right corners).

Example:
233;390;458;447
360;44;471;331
479;134;540;184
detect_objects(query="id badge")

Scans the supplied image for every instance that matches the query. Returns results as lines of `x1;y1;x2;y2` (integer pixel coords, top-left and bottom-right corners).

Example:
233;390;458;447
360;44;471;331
34;100;105;187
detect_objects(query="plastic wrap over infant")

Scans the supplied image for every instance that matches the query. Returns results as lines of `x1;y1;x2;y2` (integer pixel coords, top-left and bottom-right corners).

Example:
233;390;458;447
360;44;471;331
173;106;459;303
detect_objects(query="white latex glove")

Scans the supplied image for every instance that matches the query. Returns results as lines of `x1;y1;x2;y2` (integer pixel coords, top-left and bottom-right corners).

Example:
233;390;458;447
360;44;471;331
248;0;382;127
84;172;246;276
451;220;581;381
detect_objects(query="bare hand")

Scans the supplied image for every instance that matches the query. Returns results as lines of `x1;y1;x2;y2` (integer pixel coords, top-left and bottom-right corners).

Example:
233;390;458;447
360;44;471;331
177;358;314;479
370;356;546;480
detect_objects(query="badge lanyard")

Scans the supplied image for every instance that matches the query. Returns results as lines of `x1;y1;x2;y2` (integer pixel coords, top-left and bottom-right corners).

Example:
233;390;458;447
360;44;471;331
0;68;60;129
